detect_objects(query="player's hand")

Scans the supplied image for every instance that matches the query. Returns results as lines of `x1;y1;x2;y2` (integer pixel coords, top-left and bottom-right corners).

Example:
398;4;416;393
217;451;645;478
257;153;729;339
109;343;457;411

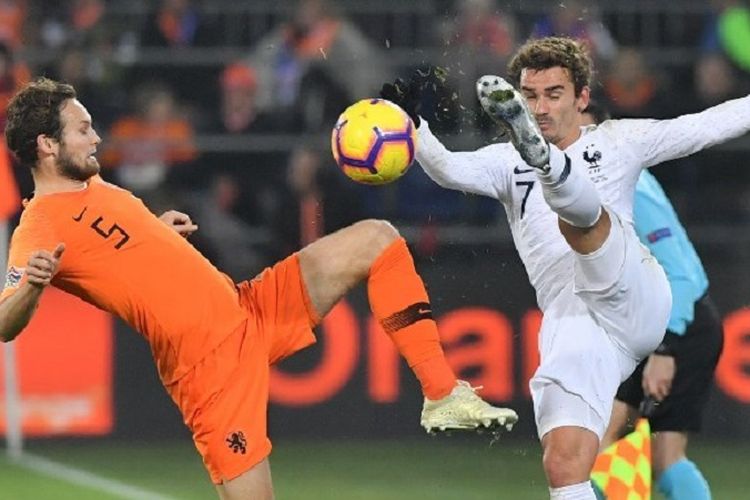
380;73;426;127
642;353;676;402
159;210;198;238
25;243;65;288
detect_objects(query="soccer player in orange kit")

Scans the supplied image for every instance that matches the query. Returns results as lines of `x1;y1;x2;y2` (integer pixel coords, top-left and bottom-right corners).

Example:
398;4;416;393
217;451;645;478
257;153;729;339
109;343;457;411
0;78;517;499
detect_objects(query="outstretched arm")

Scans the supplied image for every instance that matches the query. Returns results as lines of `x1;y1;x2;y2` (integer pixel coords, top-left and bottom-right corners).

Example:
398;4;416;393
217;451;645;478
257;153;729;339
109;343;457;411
381;70;513;201
416;120;513;201
0;244;65;342
616;94;750;168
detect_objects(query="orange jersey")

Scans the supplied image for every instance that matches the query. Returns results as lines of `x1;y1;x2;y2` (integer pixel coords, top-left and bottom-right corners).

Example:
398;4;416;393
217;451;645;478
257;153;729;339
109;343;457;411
1;179;247;385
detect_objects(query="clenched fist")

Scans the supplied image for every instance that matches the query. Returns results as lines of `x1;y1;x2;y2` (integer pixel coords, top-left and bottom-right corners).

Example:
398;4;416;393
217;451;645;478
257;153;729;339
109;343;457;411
159;210;198;238
26;243;65;288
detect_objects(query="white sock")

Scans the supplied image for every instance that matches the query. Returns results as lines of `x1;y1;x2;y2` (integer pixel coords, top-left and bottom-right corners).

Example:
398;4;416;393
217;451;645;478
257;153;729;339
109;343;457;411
537;145;601;228
549;481;597;499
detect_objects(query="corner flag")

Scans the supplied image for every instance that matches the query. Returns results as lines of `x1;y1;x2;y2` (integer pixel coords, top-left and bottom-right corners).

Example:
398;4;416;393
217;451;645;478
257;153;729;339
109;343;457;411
591;418;652;499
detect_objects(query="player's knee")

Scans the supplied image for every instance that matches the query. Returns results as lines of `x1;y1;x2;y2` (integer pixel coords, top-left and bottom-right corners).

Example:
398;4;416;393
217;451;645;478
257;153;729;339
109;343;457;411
353;219;400;253
543;440;595;487
558;206;610;255
543;450;580;487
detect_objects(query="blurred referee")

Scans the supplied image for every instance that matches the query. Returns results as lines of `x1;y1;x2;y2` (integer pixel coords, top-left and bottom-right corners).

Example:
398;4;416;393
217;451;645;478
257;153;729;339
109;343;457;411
584;103;724;500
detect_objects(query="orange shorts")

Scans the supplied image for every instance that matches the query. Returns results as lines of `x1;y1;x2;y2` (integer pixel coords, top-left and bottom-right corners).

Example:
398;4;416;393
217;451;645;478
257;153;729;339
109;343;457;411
167;253;319;484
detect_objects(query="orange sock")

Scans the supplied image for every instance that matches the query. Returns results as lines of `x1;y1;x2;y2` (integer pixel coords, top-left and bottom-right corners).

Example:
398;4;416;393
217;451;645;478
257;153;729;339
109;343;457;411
368;237;457;400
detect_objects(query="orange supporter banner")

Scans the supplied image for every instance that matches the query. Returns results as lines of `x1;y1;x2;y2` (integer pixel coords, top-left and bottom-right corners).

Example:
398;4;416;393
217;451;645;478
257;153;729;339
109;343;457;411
0;288;113;436
0;139;20;221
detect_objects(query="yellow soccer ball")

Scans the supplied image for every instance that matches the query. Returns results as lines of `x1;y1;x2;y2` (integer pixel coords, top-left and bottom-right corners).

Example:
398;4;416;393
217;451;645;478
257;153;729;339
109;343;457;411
331;98;417;185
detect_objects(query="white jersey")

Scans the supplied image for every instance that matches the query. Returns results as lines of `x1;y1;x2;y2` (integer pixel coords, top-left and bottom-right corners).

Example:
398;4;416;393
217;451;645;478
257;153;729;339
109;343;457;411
416;95;750;310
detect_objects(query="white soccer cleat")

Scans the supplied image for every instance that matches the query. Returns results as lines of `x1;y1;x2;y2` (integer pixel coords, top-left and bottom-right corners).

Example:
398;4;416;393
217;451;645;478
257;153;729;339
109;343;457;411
476;75;550;170
421;380;518;434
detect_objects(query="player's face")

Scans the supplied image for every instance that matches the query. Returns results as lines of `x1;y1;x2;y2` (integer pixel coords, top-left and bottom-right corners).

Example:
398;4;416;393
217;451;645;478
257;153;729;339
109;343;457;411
520;67;589;150
56;99;101;182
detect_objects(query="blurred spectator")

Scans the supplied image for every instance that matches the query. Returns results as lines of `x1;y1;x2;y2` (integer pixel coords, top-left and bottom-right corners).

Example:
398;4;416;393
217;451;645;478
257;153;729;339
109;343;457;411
134;0;219;111
700;1;750;74
185;172;269;281
601;47;673;118
37;0;136;117
693;52;747;109
51;46;127;129
0;0;25;48
530;0;617;62
447;0;517;58
0;138;19;221
0;39;25;212
248;0;388;131
194;62;291;229
0;42;28;132
701;1;735;53
38;0;125;50
437;1;519;134
68;0;107;46
101;81;197;211
209;62;289;135
140;0;218;47
219;63;260;134
270;144;366;257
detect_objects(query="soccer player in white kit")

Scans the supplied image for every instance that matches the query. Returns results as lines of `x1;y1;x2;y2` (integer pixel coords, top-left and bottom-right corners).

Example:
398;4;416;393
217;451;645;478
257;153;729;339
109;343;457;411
382;36;750;499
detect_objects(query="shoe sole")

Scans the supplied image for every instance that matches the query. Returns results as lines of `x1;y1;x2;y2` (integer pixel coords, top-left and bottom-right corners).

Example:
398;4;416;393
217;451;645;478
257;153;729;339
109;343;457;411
476;75;549;169
422;414;519;434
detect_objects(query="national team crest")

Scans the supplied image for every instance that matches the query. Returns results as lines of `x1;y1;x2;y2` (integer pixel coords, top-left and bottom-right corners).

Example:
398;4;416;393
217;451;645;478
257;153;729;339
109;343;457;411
226;430;247;455
4;266;24;289
583;146;602;169
583;144;608;183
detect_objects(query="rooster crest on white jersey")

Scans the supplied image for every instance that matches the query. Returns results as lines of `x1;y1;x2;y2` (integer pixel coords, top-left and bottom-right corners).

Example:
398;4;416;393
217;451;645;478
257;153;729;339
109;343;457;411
476;75;550;170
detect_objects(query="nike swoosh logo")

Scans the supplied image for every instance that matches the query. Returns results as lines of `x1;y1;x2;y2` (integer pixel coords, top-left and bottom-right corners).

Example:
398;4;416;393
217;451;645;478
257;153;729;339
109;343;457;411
513;166;535;174
73;206;88;222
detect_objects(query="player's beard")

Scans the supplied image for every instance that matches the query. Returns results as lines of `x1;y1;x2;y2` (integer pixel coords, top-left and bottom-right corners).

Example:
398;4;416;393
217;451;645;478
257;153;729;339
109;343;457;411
57;147;100;182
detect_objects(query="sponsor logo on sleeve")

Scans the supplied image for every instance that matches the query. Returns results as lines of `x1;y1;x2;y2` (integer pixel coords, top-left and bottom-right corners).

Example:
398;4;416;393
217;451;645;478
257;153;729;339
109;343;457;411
4;266;24;289
647;227;672;243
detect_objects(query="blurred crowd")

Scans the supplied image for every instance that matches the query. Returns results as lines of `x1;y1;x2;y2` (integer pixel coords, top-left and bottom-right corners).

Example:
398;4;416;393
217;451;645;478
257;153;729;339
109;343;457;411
2;0;750;280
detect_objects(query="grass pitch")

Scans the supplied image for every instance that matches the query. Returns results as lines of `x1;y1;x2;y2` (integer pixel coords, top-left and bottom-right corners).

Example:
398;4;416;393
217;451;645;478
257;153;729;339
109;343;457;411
0;437;747;499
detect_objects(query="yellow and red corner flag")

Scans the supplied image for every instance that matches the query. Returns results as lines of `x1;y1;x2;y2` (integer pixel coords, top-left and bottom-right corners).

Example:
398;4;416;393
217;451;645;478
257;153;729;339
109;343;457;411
0;139;20;221
591;418;652;500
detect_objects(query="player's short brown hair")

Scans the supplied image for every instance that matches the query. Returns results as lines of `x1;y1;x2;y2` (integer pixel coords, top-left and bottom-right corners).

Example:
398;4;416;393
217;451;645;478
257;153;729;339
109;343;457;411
507;37;592;96
5;77;77;168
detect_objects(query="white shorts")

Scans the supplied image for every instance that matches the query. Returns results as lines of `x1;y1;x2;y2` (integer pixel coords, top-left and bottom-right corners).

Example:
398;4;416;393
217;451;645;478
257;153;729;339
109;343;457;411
531;209;672;440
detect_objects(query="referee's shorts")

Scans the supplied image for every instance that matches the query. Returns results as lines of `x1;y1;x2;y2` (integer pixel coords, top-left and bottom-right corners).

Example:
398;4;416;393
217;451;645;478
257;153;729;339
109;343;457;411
615;293;724;433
